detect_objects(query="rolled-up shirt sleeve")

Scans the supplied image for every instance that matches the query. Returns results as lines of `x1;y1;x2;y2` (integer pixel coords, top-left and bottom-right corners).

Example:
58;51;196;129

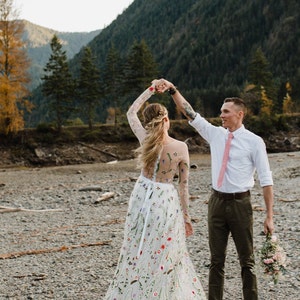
253;137;273;187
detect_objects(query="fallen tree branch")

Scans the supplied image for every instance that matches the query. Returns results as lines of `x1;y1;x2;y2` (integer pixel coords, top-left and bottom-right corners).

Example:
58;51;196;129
79;185;103;192
0;206;63;213
252;204;265;211
100;219;125;226
98;177;134;184
0;240;112;260
72;219;124;227
13;273;47;280
278;198;299;202
94;192;115;204
78;142;118;159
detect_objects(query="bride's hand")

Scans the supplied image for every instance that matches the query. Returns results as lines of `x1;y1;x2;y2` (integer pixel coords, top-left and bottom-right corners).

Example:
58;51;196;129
152;78;173;93
185;222;194;237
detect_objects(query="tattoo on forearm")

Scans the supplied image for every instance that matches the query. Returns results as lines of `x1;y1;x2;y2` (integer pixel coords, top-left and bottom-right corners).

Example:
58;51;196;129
183;103;196;119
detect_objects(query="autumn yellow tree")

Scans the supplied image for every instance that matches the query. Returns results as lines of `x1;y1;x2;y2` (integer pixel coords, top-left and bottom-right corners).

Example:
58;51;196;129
282;81;294;114
0;0;31;134
260;86;273;116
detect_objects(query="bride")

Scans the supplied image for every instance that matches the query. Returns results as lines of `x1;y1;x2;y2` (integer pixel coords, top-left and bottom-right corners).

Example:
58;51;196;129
104;81;206;299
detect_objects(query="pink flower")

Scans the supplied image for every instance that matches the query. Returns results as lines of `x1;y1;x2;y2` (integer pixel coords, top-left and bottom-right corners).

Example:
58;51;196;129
260;233;287;284
153;291;158;297
263;258;274;264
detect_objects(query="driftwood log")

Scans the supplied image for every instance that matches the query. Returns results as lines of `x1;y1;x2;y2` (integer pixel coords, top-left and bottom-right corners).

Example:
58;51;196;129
78;142;118;159
0;206;63;213
94;192;115;204
278;198;299;202
0;241;111;260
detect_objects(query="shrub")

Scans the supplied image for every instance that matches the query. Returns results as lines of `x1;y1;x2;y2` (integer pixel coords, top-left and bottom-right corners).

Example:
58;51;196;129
65;118;84;126
36;123;56;133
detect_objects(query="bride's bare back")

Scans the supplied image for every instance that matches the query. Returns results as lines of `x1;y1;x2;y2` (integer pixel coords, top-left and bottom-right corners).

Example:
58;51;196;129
142;138;189;183
126;87;190;221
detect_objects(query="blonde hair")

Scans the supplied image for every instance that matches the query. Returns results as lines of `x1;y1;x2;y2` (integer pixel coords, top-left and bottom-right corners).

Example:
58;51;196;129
135;103;168;171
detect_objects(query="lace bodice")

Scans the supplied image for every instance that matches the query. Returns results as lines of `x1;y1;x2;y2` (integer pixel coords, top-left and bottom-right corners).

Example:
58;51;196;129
126;86;190;218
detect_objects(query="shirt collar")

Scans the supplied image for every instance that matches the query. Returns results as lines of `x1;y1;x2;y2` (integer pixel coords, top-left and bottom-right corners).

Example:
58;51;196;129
227;124;245;137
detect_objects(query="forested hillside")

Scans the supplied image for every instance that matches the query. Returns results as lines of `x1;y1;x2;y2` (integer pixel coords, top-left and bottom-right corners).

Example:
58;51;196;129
22;20;101;89
28;0;300;126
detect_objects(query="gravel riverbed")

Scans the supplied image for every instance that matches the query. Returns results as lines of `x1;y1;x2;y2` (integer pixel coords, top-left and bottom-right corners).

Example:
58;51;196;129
0;152;299;299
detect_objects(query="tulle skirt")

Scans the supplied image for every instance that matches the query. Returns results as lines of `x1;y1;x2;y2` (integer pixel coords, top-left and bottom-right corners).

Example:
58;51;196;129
104;175;206;299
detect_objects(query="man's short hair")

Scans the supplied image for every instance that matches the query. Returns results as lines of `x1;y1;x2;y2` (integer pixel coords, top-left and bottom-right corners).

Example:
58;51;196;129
224;97;247;115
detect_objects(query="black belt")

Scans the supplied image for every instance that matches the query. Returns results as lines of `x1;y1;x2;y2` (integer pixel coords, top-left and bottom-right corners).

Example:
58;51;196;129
212;189;250;200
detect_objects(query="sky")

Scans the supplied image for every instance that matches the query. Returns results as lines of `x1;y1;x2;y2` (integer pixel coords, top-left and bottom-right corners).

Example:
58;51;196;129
14;0;134;32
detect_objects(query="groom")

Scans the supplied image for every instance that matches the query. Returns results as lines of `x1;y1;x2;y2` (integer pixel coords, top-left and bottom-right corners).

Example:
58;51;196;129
154;79;274;300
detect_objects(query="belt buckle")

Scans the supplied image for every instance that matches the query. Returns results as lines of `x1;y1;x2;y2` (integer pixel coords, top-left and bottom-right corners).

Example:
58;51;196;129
223;192;233;200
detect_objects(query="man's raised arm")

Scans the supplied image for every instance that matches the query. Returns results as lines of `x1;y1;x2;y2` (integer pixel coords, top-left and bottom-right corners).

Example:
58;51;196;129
153;79;197;120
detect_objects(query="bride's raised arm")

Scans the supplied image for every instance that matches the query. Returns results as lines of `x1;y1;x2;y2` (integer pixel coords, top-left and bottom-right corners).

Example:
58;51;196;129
126;84;156;144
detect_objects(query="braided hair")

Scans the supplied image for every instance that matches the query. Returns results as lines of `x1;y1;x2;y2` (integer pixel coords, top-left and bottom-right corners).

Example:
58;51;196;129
135;103;168;172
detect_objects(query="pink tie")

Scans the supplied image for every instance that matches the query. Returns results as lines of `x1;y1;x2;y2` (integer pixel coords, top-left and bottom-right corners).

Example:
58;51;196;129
217;132;234;188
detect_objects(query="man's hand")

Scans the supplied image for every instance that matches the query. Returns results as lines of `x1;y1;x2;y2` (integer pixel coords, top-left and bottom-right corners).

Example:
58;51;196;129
152;78;197;120
263;185;274;235
264;216;274;235
152;78;174;93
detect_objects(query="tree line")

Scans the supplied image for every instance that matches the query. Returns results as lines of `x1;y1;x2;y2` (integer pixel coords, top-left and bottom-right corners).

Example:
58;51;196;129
0;0;298;136
23;36;300;133
37;35;159;131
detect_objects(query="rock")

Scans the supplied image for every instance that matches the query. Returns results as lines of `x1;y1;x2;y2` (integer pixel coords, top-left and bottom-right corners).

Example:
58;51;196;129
34;148;46;158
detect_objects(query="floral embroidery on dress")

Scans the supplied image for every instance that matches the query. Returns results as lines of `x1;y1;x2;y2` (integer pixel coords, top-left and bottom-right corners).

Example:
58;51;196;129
104;87;206;299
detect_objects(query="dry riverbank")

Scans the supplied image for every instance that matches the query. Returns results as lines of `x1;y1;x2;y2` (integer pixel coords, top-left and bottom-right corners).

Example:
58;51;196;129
0;152;299;299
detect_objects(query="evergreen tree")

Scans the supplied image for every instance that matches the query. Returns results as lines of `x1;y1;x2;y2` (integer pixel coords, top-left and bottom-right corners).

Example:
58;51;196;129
241;84;261;116
290;70;300;111
103;44;123;124
77;47;101;130
247;47;277;113
248;48;272;88
42;35;75;131
0;0;31;134
123;40;159;97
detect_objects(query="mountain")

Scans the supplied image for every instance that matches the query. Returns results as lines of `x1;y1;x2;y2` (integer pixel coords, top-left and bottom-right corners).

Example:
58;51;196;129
28;0;300;125
22;20;101;89
70;0;300;104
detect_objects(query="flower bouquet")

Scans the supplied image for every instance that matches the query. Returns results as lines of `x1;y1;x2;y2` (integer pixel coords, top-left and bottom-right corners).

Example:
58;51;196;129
260;233;287;284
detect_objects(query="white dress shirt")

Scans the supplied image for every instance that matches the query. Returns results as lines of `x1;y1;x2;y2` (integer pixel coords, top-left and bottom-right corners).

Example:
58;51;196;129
190;113;273;193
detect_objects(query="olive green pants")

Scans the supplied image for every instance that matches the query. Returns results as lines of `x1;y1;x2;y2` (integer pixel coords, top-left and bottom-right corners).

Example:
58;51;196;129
208;191;257;300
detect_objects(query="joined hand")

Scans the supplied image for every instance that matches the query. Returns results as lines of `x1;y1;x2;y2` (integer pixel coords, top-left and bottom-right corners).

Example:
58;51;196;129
152;78;173;93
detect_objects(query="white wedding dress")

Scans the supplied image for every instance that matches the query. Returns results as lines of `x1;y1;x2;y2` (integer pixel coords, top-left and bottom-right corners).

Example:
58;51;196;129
103;87;206;299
